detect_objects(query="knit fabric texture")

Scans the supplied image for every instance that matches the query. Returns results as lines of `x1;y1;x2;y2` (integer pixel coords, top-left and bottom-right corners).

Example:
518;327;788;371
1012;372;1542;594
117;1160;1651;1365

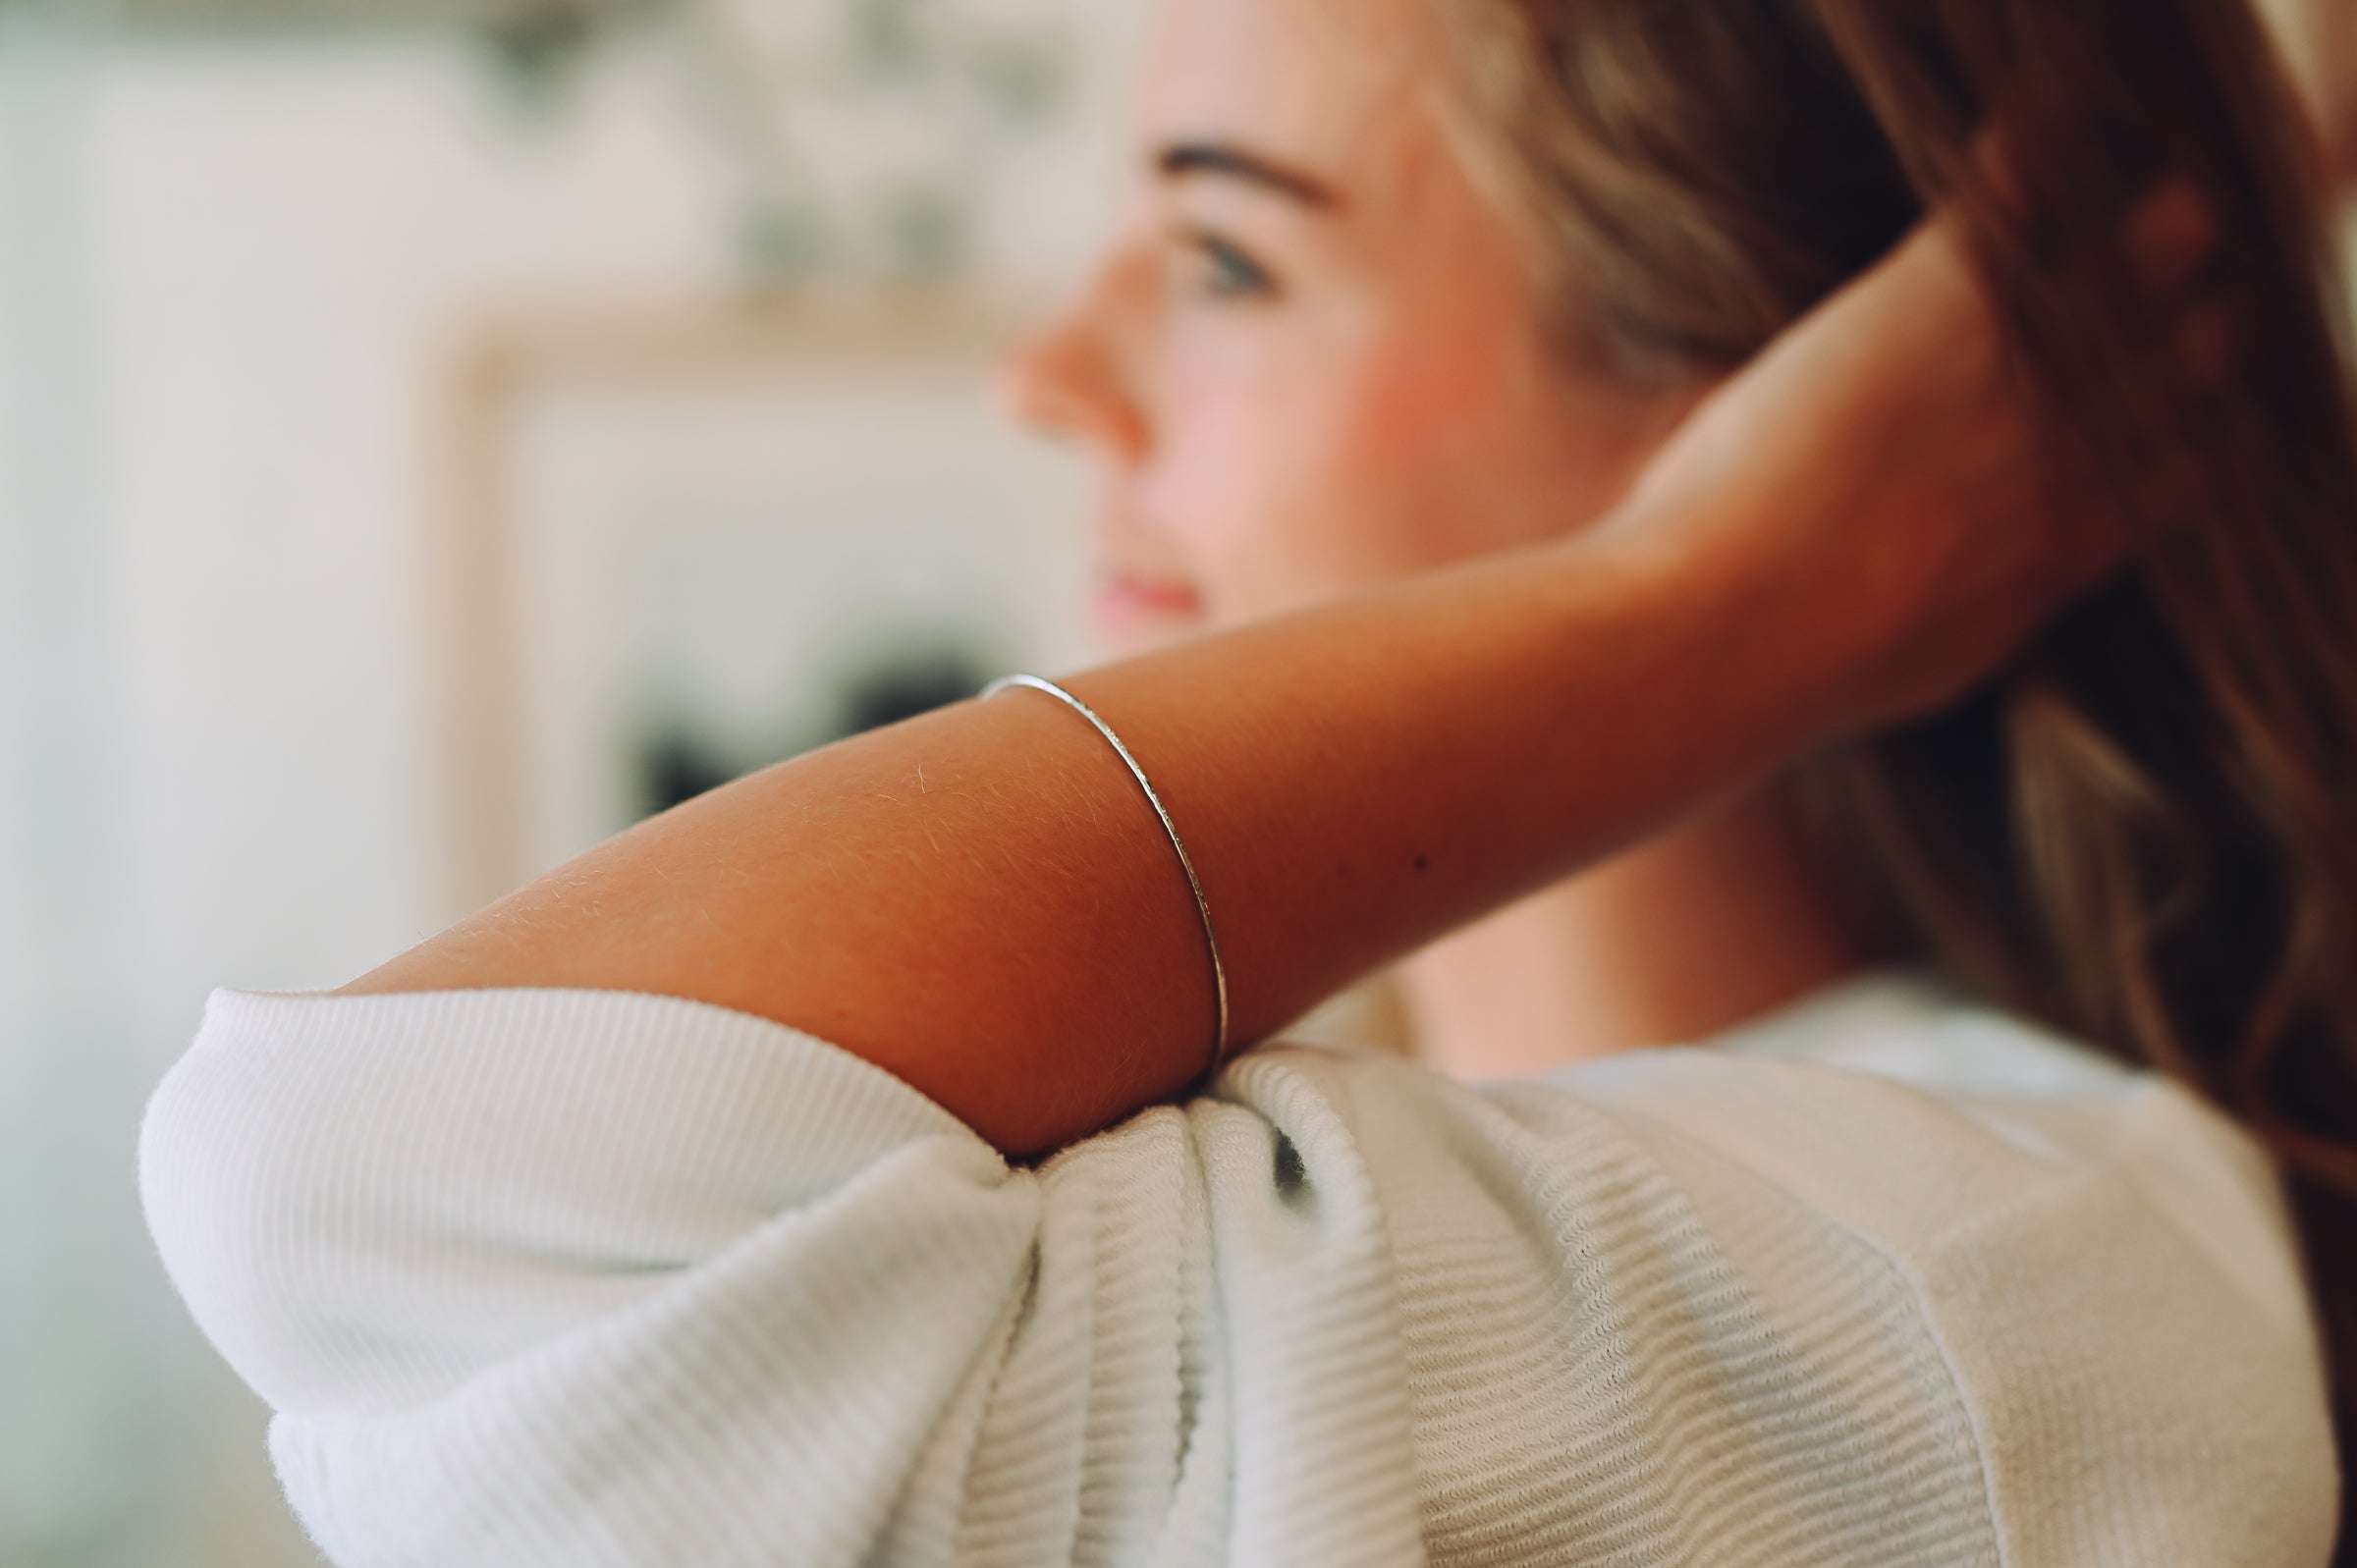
137;968;2338;1566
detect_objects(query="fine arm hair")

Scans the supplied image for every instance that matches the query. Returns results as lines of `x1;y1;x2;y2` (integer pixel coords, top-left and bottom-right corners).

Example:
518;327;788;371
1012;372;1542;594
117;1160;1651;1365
1440;0;2357;1541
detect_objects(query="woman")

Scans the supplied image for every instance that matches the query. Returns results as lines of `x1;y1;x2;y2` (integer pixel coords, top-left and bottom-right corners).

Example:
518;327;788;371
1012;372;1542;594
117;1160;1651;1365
140;0;2355;1562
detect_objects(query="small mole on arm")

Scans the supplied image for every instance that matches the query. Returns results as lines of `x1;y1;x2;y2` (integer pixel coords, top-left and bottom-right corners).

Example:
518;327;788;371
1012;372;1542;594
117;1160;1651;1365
1413;853;1429;873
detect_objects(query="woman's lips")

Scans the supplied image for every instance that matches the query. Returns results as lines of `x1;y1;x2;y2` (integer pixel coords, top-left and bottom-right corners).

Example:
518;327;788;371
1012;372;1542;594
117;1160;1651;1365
1090;573;1205;638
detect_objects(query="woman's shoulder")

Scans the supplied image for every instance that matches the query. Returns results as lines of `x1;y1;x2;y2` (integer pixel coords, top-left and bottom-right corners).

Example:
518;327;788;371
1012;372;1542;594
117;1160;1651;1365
1233;966;2316;1361
1480;964;2145;1104
1271;969;2268;1195
1226;970;2336;1564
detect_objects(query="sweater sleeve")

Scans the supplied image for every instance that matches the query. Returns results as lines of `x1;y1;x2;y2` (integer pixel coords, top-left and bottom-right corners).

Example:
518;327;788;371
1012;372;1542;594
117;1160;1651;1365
137;985;2338;1568
138;986;1430;1568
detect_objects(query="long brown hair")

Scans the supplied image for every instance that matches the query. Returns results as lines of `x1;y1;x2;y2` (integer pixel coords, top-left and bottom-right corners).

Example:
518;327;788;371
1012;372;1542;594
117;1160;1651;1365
1443;0;2357;1540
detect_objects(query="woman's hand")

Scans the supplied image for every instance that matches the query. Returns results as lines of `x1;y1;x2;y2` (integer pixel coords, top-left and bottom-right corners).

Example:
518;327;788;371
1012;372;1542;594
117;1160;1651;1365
1602;177;2224;738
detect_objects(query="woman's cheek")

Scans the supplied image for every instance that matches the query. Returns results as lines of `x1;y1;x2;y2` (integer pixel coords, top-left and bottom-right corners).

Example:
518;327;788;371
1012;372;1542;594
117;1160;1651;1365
1157;385;1437;623
1180;465;1395;626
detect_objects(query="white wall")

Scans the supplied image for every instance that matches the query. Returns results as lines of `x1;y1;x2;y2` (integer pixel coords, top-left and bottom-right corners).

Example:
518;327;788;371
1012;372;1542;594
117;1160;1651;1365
0;5;1140;1562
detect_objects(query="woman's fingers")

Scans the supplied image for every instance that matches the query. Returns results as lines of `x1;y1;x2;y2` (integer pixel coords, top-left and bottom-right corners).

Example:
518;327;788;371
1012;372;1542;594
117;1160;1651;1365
1970;107;2220;308
2124;179;2221;305
2175;294;2241;384
2058;304;2238;577
2047;286;2236;580
2028;170;2233;568
1964;118;2071;269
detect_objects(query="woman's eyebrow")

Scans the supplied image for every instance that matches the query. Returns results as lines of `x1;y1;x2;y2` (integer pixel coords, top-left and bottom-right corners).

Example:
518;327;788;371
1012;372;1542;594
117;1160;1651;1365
1155;141;1341;211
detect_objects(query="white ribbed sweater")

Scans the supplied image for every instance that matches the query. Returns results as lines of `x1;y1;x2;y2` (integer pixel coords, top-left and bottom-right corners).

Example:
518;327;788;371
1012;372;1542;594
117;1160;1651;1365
137;969;2338;1567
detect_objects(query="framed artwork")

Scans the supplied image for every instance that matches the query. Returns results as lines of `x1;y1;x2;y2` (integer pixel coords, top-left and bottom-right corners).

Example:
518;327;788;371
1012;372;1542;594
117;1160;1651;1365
431;289;1094;912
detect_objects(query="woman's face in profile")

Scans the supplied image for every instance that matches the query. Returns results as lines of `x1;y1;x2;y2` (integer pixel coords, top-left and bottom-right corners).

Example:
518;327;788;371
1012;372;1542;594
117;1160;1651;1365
999;0;1705;657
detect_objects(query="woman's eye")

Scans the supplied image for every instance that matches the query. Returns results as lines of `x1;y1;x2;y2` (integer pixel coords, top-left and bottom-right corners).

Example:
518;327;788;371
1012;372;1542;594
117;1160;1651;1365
1176;230;1278;302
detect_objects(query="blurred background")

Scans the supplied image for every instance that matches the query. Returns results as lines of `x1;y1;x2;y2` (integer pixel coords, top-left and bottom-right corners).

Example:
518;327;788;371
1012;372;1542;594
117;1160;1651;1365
0;0;2345;1563
0;0;1155;1561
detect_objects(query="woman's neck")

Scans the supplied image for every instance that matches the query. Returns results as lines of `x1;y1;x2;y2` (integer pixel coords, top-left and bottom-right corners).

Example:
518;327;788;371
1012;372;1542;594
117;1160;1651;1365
1397;781;1869;1082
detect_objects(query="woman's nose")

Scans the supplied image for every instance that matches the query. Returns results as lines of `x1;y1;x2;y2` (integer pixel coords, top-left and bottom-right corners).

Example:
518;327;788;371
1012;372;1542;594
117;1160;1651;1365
994;279;1149;462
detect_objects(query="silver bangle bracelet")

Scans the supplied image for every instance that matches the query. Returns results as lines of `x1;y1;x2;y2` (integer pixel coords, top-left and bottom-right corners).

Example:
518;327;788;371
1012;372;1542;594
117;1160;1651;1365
980;673;1232;1086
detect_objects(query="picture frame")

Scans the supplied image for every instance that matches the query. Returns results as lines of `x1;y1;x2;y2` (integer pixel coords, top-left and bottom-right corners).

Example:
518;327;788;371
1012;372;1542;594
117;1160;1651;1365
430;287;1093;913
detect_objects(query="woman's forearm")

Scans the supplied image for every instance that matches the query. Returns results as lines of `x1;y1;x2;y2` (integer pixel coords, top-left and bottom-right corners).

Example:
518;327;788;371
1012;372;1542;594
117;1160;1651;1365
338;514;1855;1158
333;194;2135;1157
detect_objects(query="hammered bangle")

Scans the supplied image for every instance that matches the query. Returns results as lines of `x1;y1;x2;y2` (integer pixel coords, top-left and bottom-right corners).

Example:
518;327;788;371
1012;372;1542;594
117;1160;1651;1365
979;673;1232;1087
